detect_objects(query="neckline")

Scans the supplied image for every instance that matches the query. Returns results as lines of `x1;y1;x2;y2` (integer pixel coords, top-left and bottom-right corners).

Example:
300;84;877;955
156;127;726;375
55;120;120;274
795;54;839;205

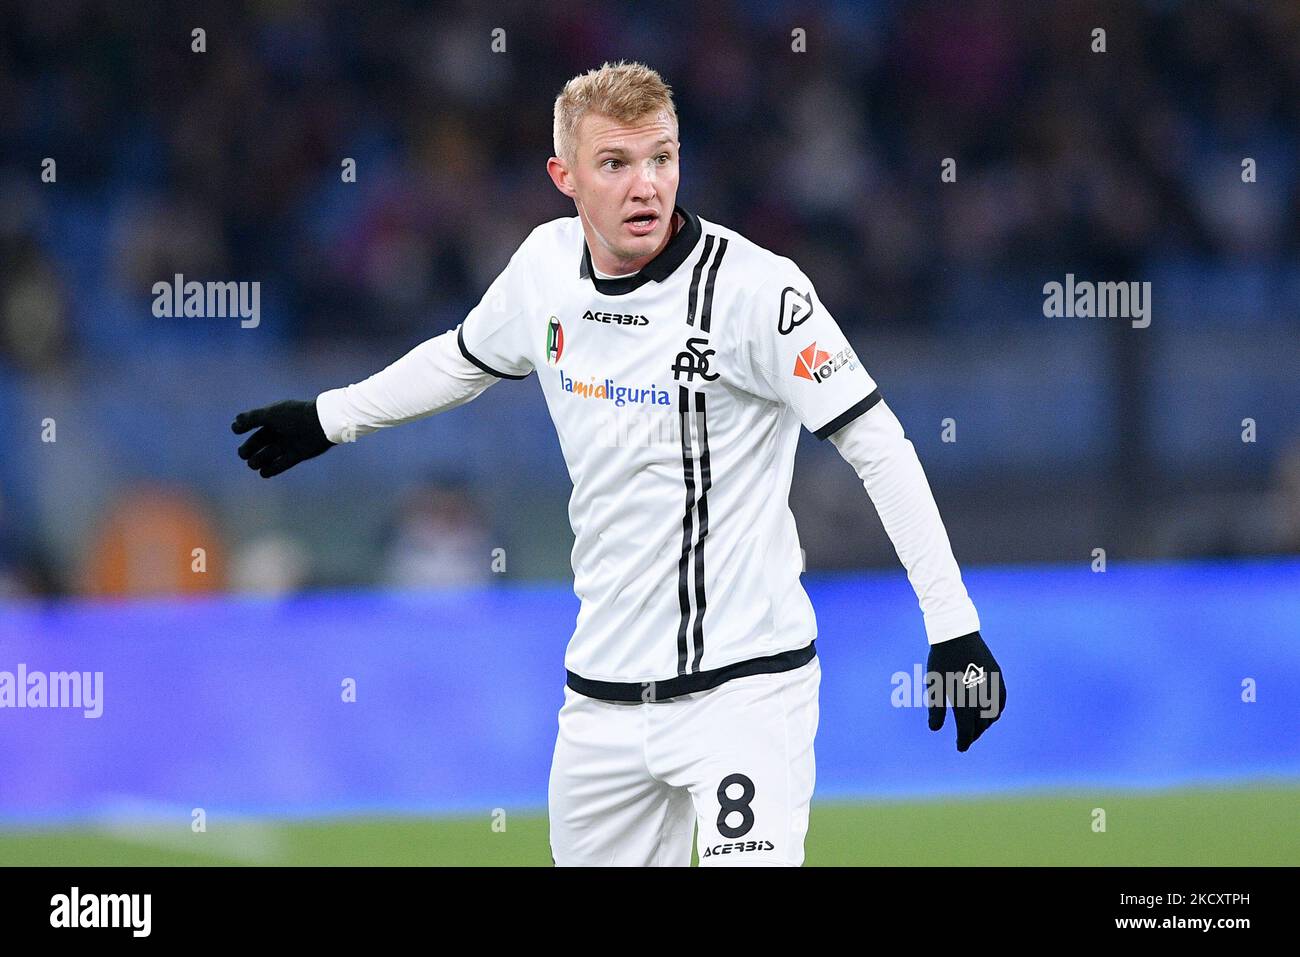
578;205;703;296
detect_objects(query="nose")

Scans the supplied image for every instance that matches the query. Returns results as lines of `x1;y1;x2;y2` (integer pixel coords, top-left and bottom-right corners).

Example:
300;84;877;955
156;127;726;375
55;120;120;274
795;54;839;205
632;158;659;196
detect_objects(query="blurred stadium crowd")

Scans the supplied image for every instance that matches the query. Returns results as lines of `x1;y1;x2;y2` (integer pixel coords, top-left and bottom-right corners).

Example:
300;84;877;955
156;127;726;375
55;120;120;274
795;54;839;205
0;0;1297;598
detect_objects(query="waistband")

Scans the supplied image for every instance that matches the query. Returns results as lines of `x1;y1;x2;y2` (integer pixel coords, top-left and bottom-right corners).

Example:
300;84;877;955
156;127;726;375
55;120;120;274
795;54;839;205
565;641;817;702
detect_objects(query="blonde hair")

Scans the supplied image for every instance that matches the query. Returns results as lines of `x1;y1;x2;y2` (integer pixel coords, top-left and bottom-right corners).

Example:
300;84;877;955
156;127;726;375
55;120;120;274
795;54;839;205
553;60;678;165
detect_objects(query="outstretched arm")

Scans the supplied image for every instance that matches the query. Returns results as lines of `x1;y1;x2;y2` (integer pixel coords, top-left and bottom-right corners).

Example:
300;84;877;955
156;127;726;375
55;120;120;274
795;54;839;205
234;221;539;477
314;327;497;442
232;327;496;478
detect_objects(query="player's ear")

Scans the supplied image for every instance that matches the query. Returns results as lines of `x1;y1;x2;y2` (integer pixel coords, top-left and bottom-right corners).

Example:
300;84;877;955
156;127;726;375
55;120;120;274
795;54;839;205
546;156;577;198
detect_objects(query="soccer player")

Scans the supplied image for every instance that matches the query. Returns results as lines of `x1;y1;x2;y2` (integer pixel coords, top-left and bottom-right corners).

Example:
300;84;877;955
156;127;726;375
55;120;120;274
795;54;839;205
231;61;1006;867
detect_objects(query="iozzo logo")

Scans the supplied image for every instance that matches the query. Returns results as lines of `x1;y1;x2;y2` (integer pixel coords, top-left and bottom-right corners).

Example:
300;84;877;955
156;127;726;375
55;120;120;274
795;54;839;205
777;286;813;335
672;336;718;382
584;309;648;326
793;341;856;383
546;316;564;365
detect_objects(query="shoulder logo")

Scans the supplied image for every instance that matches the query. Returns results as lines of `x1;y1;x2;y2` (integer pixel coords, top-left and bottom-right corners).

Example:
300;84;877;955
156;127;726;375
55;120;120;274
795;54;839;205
777;287;814;335
546;316;564;365
793;340;857;383
793;342;830;380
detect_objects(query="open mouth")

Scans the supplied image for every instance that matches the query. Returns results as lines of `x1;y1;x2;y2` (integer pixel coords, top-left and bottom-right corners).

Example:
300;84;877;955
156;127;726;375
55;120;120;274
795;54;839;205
624;212;659;234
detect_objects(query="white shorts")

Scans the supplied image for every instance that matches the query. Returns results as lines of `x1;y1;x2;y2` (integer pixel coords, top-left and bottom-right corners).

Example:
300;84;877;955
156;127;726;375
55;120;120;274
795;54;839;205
548;656;821;866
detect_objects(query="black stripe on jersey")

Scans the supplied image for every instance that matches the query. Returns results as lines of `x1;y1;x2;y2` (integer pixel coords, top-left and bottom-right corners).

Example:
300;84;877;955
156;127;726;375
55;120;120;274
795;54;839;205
813;388;884;440
567;641;818;702
676;237;717;673
457;324;530;380
686;235;715;327
676;233;727;672
676;385;698;675
699;237;728;334
689;389;712;672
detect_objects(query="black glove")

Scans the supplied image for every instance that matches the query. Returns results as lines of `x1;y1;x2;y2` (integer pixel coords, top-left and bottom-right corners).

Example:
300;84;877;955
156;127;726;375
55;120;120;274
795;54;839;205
926;630;1006;752
232;399;335;478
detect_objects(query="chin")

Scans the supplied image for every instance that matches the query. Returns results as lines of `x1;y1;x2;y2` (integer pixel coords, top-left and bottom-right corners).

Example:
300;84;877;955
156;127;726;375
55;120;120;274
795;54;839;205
602;217;664;264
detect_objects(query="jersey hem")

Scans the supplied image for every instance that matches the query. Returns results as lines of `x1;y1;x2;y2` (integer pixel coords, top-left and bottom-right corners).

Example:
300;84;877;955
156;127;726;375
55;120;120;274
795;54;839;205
566;640;817;702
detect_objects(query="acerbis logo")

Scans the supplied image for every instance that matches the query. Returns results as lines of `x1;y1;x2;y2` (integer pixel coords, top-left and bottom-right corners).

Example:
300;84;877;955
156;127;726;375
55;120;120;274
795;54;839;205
962;663;986;688
583;309;649;326
546;316;564;365
792;341;857;383
702;840;775;858
777;286;813;335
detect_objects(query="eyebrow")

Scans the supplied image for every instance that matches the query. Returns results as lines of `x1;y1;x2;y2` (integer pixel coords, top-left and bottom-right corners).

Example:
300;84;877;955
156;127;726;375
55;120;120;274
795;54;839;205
594;137;675;158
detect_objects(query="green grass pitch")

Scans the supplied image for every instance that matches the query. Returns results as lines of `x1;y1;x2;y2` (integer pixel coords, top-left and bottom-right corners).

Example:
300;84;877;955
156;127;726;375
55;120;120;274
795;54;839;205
2;785;1295;866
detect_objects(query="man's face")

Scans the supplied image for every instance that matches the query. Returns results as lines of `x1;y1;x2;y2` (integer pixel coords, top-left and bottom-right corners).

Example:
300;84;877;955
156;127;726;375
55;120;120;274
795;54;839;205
548;110;680;273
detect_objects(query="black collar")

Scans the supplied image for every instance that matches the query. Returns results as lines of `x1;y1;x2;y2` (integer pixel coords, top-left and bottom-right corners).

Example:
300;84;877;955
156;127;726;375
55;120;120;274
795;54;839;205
578;205;702;295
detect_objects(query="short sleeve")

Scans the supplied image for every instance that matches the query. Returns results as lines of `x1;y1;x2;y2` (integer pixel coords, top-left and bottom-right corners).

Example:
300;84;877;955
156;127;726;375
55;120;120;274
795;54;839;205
741;258;880;439
457;233;538;380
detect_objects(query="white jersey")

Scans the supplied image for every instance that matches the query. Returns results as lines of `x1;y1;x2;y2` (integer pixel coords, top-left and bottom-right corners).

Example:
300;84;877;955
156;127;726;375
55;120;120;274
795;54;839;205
456;206;883;698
